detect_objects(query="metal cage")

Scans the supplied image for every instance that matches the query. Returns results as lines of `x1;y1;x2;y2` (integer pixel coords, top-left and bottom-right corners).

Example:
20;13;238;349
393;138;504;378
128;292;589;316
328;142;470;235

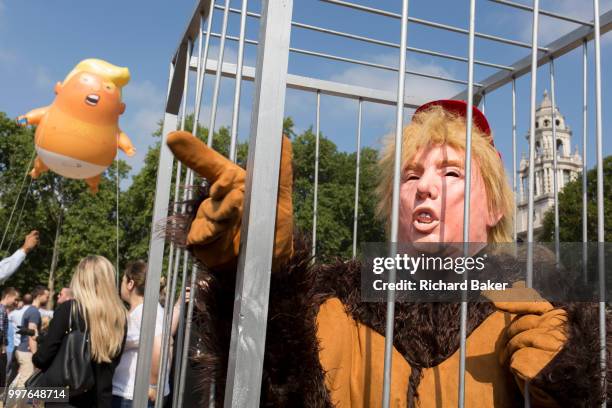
134;1;610;407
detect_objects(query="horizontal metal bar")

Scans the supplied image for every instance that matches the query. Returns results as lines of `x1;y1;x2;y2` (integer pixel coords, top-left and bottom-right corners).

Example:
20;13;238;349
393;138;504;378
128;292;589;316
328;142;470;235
190;57;428;108
488;0;593;27
214;4;513;71
453;8;612;100
204;31;481;87
319;0;549;51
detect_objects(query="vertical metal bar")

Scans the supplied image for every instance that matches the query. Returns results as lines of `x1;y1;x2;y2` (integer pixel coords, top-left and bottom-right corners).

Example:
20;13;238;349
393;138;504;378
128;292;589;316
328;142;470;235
526;0;540;286
458;0;476;406
154;249;179;408
208;0;231;147
194;3;215;138
174;170;196;407
230;0;250;163
312;90;321;257
154;104;183;408
156;13;208;404
170;43;193;407
512;78;518;242
481;91;486;115
180;39;192;133
382;0;409;406
172;258;188;406
352;99;363;259
549;59;560;264
582;41;588;282
592;1;607;405
176;264;198;408
525;0;540;405
133;38;189;408
224;1;293;405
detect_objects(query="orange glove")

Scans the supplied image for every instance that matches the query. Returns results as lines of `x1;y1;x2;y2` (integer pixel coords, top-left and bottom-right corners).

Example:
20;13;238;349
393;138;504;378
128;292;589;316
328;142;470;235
485;282;568;407
166;131;294;271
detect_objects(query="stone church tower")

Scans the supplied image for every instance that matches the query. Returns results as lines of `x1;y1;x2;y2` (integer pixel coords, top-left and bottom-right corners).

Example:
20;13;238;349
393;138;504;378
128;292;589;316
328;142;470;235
517;90;583;238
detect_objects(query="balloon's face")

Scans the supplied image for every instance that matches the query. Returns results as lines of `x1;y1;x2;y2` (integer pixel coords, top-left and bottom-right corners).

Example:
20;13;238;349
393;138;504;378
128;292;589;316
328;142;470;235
398;144;499;244
55;72;125;123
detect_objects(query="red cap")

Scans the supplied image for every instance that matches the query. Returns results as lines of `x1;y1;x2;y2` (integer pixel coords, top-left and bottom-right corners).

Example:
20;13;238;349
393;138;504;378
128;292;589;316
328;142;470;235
413;99;494;146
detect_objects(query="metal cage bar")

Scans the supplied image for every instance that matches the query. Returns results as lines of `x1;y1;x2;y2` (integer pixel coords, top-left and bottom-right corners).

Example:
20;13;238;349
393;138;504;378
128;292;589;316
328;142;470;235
453;8;612;101
592;1;608;404
133;27;194;406
155;185;180;408
223;1;293;405
352;99;363;259
458;0;477;406
312;90;321;258
549;58;560;264
488;0;593;26
208;0;231;147
382;1;409;406
229;0;249;163
170;37;195;408
512;78;518;243
321;0;548;51
582;41;588;282
202;31;483;87
524;1;541;405
217;4;514;71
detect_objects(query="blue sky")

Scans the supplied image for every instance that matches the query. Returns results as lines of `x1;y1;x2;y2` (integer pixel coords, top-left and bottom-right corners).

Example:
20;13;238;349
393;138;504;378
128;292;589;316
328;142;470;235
1;0;610;189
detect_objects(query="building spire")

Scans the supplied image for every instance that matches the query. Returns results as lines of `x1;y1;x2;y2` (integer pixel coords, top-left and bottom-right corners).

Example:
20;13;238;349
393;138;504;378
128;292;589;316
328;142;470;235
540;89;551;109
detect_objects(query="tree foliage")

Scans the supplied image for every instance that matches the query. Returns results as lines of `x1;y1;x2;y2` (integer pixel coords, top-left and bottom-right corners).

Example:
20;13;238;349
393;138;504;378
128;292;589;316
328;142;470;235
540;156;612;242
0;112;129;292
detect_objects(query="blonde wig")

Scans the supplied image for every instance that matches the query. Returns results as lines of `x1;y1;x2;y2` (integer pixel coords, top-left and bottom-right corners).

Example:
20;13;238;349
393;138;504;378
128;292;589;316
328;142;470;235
377;105;514;243
70;256;127;363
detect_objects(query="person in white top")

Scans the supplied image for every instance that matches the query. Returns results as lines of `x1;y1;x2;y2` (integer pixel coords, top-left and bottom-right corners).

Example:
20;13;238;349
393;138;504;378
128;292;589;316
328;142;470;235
112;260;187;408
0;231;39;284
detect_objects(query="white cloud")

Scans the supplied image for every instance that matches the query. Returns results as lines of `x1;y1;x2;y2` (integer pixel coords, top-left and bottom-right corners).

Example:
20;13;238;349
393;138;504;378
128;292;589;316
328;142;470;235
518;0;612;45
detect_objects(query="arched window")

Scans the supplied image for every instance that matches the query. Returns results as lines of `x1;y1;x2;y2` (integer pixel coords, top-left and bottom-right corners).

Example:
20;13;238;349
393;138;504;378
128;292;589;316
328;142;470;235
556;139;563;157
544;119;550;127
555;119;560;127
535;121;539;128
535;141;542;157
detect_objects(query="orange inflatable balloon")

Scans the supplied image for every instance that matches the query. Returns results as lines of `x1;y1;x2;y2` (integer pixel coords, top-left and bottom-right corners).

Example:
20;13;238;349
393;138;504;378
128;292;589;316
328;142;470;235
18;58;136;193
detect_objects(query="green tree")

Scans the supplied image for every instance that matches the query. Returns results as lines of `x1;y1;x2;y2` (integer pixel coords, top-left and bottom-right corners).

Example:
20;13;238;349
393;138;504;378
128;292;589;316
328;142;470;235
540;156;612;242
292;127;385;259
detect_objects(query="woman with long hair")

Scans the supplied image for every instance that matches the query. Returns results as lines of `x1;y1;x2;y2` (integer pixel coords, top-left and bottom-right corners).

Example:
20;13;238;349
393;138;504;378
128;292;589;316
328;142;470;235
32;256;127;407
112;260;185;408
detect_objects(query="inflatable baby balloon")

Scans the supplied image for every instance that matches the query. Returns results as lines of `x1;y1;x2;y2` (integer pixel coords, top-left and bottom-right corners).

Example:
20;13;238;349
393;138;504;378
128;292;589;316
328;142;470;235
18;58;136;193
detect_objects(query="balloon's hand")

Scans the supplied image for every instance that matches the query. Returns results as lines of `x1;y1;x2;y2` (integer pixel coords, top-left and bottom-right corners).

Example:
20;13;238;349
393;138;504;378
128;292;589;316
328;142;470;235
17;107;48;127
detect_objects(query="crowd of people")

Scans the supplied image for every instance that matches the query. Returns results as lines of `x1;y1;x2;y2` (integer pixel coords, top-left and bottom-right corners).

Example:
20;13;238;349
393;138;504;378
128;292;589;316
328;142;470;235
0;233;187;408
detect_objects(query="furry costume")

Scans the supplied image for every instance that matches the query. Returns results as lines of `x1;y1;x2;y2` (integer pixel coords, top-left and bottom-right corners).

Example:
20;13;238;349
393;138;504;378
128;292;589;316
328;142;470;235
184;238;610;407
165;126;610;407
